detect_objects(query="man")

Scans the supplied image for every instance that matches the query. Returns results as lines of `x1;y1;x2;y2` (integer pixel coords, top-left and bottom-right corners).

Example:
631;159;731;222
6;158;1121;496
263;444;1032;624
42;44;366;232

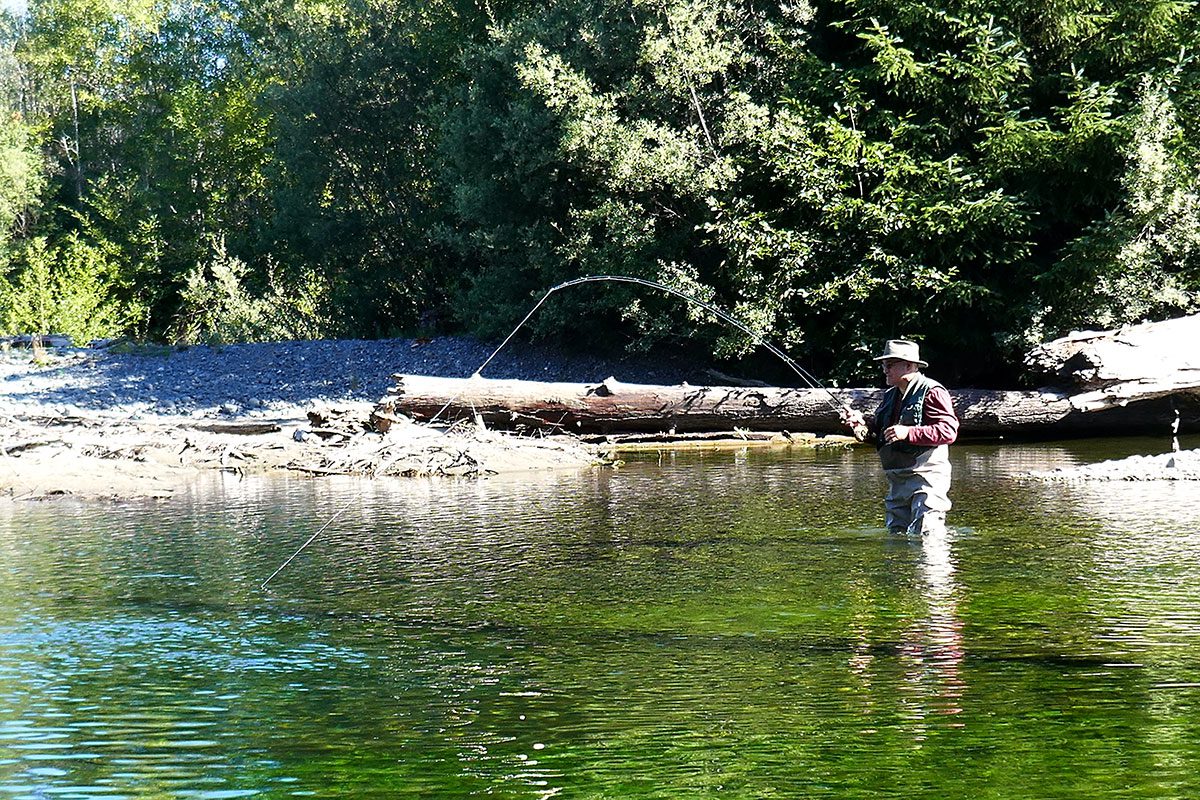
840;339;959;536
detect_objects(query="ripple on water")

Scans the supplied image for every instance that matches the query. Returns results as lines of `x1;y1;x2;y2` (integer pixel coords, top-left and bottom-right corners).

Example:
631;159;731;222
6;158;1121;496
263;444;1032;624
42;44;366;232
2;444;1200;797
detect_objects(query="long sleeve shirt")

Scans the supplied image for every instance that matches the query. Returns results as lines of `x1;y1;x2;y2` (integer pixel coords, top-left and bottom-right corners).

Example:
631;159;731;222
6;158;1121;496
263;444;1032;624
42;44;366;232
897;385;959;446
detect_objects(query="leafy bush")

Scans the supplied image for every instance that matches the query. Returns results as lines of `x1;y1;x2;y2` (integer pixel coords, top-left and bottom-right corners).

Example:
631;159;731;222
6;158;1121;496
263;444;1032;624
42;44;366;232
172;236;332;345
0;235;127;343
1034;79;1200;339
0;112;45;250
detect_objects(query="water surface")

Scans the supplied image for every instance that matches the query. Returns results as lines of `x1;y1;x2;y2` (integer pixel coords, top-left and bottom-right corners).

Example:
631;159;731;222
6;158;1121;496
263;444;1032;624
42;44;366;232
2;437;1199;797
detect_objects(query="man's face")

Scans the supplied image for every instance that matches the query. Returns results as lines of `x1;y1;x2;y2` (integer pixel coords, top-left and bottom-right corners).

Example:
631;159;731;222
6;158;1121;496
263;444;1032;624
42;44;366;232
880;358;914;388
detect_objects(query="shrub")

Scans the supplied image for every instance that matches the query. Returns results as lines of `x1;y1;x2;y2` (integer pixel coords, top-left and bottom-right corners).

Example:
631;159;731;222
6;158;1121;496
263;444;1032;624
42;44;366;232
172;236;333;345
0;235;127;343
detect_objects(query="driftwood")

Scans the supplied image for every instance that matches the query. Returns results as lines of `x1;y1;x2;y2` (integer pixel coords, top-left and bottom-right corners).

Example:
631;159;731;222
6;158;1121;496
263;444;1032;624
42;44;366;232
372;313;1200;439
375;374;1200;438
1026;314;1200;411
1;334;74;349
185;421;282;435
1;405;607;499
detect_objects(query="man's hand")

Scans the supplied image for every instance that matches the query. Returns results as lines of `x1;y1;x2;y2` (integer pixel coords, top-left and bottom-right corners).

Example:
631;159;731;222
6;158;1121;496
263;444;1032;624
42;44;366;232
839;408;865;428
883;424;911;444
839;408;869;442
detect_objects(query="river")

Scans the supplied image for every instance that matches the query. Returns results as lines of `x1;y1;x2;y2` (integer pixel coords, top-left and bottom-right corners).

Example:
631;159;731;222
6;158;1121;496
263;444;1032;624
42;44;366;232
2;436;1199;798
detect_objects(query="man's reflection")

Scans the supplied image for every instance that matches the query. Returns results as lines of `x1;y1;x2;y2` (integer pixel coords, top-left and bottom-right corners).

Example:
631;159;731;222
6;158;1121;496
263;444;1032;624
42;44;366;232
898;529;966;738
845;530;967;737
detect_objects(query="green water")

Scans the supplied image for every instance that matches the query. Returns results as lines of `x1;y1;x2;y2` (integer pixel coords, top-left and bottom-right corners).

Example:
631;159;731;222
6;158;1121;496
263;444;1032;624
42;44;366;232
2;437;1200;798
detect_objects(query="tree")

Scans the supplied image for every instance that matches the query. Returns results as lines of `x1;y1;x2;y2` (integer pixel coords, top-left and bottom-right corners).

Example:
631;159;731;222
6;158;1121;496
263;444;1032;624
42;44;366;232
1037;76;1200;335
1;233;125;342
255;0;492;336
441;0;1200;385
440;0;775;360
0;112;44;250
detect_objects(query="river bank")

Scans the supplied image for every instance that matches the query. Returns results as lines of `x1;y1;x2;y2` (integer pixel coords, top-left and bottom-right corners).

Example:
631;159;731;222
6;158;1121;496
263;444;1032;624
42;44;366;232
4;337;1195;500
1;404;614;500
2;337;706;500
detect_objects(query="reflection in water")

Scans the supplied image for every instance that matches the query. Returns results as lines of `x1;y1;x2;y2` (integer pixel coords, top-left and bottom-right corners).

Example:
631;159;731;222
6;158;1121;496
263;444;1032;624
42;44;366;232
899;530;966;736
2;441;1200;797
845;530;967;740
1060;480;1200;535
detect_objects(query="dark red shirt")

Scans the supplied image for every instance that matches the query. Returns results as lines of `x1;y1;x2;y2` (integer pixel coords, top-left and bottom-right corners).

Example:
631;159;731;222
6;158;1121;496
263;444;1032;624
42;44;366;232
902;385;959;446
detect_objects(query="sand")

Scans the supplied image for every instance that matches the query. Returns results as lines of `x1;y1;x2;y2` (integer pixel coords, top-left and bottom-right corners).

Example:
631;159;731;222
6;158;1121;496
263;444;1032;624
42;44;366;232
0;404;606;501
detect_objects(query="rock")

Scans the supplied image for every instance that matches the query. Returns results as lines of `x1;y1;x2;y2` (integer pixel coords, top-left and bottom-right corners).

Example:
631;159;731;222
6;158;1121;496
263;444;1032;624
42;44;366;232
1026;447;1200;481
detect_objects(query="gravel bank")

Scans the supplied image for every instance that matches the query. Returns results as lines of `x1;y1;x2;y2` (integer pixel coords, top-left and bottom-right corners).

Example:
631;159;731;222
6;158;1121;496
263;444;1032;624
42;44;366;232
1;336;706;422
1026;448;1200;481
1;337;705;500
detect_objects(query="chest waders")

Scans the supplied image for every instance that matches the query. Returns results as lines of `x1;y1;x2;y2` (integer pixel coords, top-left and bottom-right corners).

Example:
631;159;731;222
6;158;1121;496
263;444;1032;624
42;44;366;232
874;374;952;535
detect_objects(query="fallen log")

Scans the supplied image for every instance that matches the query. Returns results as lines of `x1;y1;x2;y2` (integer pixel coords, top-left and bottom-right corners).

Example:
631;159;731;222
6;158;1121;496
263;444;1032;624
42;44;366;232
374;374;1200;438
1026;314;1200;411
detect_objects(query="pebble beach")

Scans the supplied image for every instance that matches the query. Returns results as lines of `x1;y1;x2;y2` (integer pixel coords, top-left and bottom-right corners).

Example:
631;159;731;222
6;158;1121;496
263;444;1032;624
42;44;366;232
1;336;704;422
0;337;708;501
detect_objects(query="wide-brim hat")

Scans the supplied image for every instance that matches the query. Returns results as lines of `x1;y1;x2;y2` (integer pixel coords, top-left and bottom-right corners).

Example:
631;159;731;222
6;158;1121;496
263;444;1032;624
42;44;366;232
872;339;928;368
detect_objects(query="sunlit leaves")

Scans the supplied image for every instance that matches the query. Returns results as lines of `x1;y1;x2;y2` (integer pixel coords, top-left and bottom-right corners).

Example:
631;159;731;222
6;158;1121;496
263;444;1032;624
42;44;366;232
515;42;733;196
1041;77;1200;333
0;233;127;341
0;113;45;247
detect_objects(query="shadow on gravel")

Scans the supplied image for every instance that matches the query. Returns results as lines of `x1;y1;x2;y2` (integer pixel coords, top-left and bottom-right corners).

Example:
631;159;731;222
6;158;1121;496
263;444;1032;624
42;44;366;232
3;338;712;415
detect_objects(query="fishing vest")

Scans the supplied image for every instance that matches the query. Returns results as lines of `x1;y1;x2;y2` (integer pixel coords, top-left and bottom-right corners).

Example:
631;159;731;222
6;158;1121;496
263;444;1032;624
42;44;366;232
874;373;943;470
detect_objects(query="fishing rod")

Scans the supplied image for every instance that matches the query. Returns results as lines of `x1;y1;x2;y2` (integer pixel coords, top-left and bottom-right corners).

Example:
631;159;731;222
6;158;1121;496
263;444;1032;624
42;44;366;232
461;274;852;417
266;273;853;588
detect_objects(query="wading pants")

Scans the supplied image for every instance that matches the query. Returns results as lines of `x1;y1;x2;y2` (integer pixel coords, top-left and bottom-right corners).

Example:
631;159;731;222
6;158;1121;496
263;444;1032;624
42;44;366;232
882;445;952;536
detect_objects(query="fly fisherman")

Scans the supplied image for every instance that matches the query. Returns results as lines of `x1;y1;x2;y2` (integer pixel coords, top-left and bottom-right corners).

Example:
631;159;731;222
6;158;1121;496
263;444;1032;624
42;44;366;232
840;339;959;536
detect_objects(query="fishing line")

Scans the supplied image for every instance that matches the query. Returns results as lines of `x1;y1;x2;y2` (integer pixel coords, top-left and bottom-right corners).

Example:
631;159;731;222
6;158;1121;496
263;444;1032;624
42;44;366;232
432;274;851;424
261;494;357;589
266;273;851;587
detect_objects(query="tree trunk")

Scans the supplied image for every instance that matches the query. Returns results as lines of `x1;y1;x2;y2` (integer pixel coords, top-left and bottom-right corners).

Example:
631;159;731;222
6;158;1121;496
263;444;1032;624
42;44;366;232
374;375;1200;438
1026;313;1200;411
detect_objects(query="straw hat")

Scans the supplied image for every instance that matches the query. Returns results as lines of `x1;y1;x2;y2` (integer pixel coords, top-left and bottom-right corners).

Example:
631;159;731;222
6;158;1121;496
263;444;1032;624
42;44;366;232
872;339;928;368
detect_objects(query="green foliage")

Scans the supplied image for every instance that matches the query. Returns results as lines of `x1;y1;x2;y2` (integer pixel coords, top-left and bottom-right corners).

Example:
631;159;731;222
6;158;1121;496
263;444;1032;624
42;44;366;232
172;236;331;344
258;0;474;336
440;0;1042;380
0;113;45;249
14;0;277;326
440;0;1200;384
440;0;758;353
5;0;1200;384
0;233;127;342
1035;77;1200;337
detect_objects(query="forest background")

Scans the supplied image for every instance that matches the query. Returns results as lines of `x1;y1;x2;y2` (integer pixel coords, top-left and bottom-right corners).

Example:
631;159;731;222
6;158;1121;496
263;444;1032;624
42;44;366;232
2;0;1199;387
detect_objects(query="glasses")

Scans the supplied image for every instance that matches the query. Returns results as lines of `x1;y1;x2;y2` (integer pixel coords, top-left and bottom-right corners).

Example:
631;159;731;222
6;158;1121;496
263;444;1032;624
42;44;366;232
880;359;905;369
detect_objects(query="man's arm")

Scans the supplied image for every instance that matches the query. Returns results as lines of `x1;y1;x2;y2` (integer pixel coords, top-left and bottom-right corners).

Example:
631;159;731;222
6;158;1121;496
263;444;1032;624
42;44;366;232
905;385;959;446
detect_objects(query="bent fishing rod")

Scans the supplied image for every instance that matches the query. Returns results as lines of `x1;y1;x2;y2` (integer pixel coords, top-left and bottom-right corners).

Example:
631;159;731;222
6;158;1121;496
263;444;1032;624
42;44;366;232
267;273;854;588
464;274;853;417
